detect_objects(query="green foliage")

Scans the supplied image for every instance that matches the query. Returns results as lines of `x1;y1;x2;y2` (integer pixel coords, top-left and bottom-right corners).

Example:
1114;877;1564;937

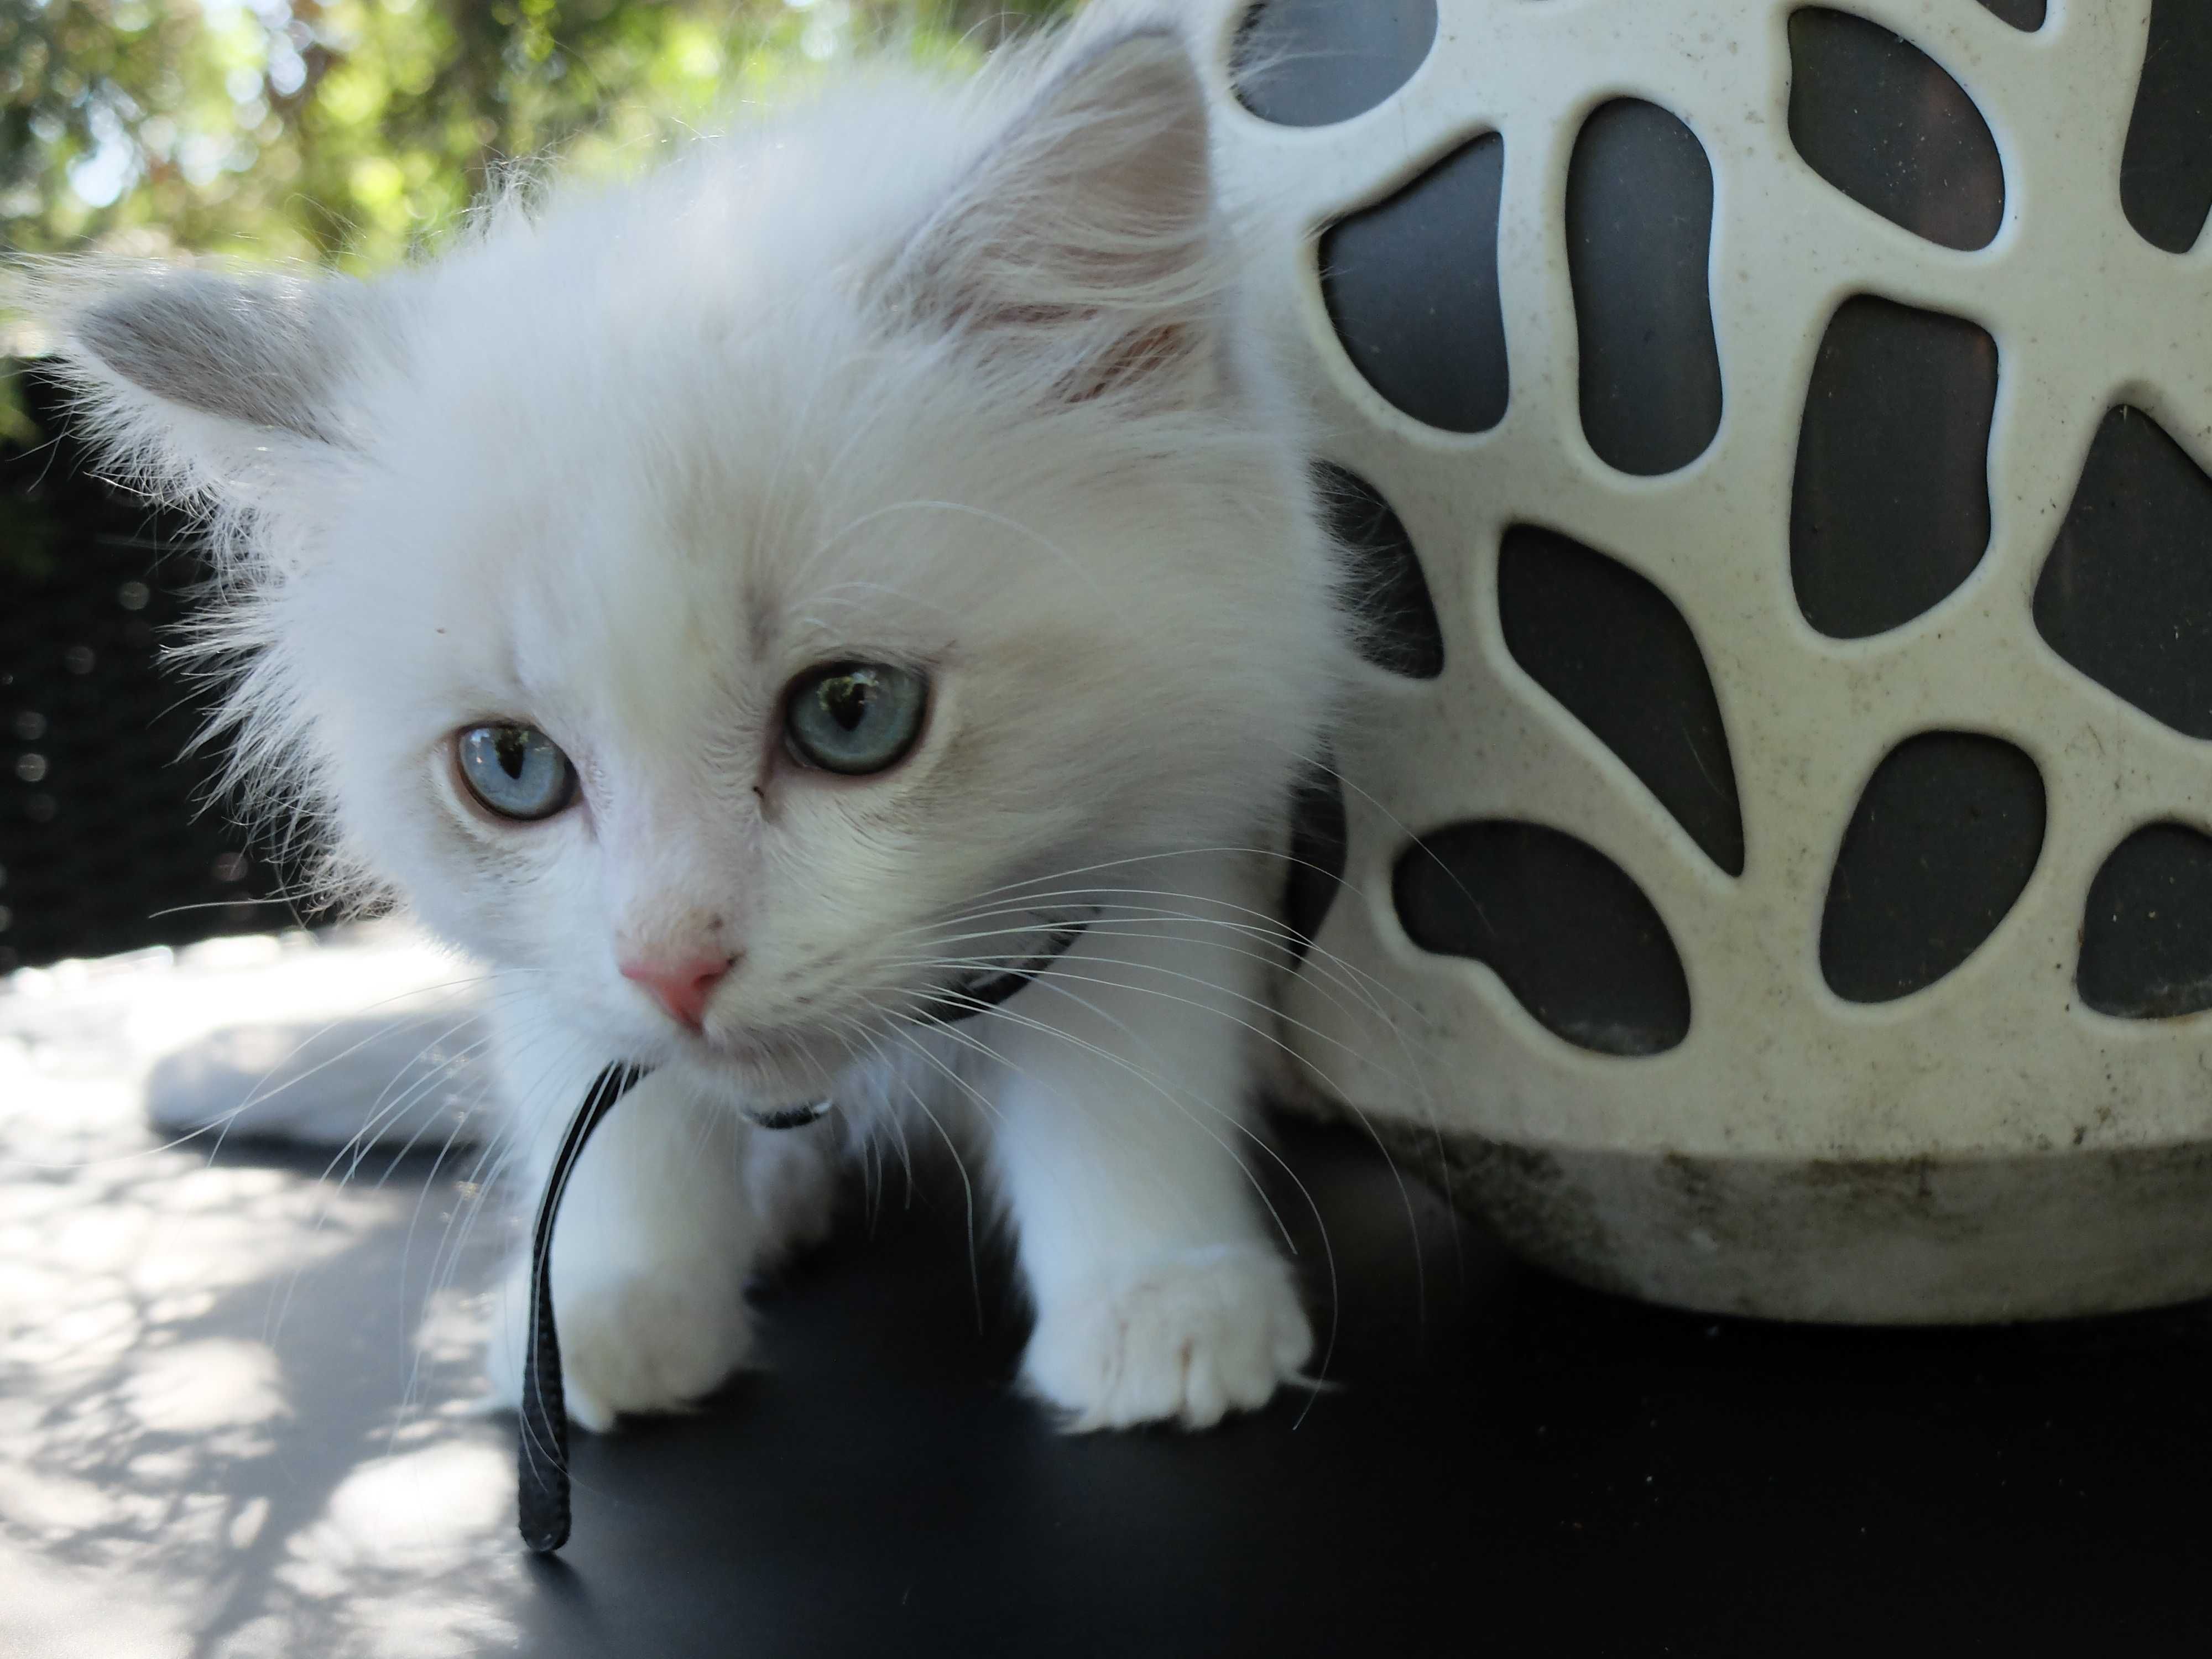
1;0;1079;268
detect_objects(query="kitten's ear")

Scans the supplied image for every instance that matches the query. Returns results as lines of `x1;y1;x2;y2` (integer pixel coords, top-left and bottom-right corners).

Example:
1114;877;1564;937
37;264;392;493
889;26;1223;405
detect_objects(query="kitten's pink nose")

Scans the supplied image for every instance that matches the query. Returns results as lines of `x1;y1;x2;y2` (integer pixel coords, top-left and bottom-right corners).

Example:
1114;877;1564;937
620;953;735;1030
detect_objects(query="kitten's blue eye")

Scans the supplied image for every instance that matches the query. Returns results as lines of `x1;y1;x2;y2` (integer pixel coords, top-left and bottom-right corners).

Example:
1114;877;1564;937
455;724;576;821
784;661;928;775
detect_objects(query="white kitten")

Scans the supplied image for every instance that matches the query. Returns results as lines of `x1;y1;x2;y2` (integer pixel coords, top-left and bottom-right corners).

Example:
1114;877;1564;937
35;13;1352;1432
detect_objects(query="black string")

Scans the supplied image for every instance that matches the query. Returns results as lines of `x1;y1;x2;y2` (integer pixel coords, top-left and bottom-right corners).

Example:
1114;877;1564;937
514;914;1093;1553
519;1060;649;1554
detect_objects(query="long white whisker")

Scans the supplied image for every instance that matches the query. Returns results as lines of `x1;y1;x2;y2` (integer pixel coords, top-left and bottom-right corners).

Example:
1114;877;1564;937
262;1025;495;1353
906;877;1460;1290
904;872;1417;1018
891;921;1402;1076
839;1009;992;1323
911;951;1428;1329
893;948;1422;1103
900;983;1297;1260
893;901;1360;999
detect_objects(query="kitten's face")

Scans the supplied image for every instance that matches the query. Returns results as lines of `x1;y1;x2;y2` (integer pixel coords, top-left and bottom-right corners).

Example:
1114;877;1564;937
307;340;1319;1105
47;28;1345;1107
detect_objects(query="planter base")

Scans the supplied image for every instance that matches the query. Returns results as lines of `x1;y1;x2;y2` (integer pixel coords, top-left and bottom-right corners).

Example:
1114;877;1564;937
1354;1121;2212;1323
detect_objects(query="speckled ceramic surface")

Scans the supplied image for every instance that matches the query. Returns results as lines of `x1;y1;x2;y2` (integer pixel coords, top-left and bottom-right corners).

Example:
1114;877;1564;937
1206;0;2212;1319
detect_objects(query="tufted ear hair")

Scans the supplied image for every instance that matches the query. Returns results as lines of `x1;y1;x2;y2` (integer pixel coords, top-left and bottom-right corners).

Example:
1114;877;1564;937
885;25;1225;406
30;263;396;497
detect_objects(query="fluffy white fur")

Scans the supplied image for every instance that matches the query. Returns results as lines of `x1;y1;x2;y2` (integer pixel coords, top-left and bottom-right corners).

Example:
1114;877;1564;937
34;13;1353;1432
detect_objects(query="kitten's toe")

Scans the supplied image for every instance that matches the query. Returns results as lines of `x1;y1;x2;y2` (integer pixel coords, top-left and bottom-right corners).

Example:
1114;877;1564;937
1021;1244;1313;1431
484;1257;753;1430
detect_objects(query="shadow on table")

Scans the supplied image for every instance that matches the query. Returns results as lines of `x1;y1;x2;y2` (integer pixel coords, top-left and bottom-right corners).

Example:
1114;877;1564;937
1;1087;520;1659
7;1103;2212;1658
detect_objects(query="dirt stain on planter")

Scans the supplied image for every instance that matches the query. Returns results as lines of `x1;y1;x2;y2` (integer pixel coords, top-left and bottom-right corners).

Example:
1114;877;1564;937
1302;1120;2212;1323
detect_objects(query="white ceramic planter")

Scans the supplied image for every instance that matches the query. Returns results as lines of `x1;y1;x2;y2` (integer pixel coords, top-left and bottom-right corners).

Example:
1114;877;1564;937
1206;0;2212;1319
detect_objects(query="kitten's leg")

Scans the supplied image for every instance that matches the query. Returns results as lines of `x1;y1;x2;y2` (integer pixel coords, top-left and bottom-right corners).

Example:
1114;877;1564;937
984;853;1313;1430
482;1016;763;1430
746;1114;841;1271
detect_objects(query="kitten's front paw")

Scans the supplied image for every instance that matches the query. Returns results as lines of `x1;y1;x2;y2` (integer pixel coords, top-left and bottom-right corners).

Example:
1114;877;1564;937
1021;1245;1313;1431
485;1257;752;1432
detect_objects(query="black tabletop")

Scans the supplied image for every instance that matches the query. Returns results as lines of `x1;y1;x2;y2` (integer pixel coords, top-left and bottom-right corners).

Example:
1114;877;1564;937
8;1089;2210;1658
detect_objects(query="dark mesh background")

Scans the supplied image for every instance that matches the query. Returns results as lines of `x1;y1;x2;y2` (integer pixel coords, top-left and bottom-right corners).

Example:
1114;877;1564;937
0;365;319;972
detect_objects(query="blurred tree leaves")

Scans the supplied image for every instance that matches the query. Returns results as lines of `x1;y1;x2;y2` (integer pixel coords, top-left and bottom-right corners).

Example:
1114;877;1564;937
0;0;1074;436
0;0;1078;267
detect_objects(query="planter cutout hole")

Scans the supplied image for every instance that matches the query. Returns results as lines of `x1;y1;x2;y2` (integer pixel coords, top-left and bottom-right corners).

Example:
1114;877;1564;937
1320;134;1509;435
1500;525;1743;875
2120;0;2212;252
1233;0;1438;128
2033;406;2212;739
2080;823;2212;1019
1315;464;1444;678
1787;8;2005;251
1394;820;1691;1055
1282;758;1349;966
1792;296;1996;639
1568;100;1724;476
1821;732;2044;1003
1975;0;2044;29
